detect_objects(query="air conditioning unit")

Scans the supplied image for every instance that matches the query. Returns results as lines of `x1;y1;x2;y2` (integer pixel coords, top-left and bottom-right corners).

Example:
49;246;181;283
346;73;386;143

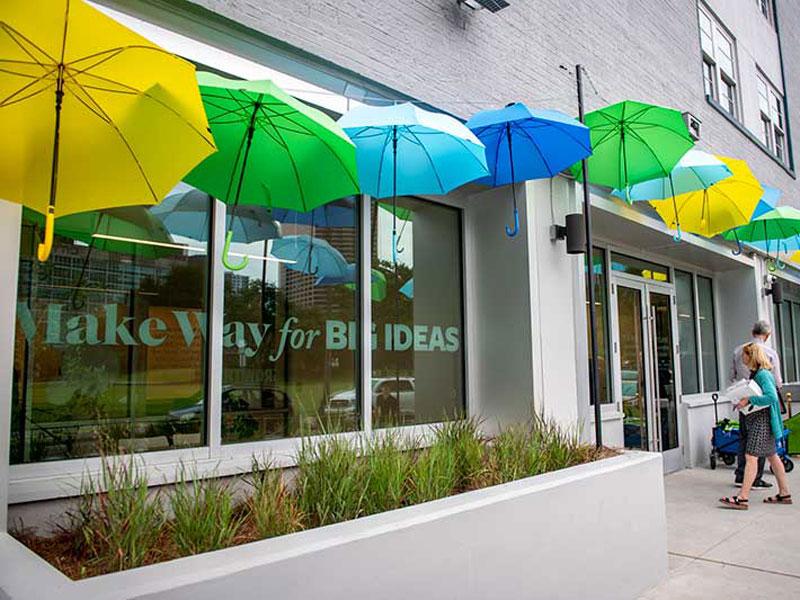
458;0;510;13
682;111;702;141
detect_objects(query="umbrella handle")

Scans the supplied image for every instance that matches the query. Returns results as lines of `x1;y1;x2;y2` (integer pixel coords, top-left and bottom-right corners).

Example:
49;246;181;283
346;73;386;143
392;230;399;263
505;206;520;238
767;258;777;273
731;232;743;256
777;254;786;270
36;207;55;262
222;230;249;271
672;225;682;243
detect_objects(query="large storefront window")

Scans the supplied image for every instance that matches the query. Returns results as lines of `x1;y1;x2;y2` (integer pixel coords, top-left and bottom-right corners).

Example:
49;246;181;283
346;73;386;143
587;248;612;404
221;198;359;442
12;184;210;463
675;270;699;395
697;276;719;391
371;198;464;427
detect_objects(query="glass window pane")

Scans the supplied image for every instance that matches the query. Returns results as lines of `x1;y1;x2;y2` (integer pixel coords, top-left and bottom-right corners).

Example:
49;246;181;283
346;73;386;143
586;248;612;404
221;197;360;443
696;276;719;391
781;302;797;382
703;61;716;98
675;271;699;395
610;252;671;282
758;78;770;114
699;9;714;54
371;198;465;428
715;30;734;76
12;184;211;463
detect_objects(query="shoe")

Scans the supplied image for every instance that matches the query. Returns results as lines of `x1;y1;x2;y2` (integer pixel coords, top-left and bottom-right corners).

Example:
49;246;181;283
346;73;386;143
752;479;773;490
734;481;742;487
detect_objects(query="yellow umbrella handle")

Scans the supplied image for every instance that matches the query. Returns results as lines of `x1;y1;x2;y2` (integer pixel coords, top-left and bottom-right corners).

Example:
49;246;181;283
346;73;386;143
37;206;55;262
222;229;249;271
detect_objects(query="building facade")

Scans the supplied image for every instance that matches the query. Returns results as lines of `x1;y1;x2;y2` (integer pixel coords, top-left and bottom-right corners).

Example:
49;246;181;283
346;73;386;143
2;0;800;527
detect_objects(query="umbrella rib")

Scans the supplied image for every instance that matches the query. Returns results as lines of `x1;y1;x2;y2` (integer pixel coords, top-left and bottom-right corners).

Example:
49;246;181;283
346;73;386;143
66;83;159;202
67;44;179;71
406;127;446;194
0;65;58;107
490;127;505;186
254;107;309;210
514;123;555;177
373;129;393;198
0;79;55;108
0;22;57;67
68;71;215;148
522;119;593;155
626;127;671;176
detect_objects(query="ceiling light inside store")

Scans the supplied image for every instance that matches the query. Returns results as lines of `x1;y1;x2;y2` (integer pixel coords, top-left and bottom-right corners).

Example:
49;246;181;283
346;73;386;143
458;0;510;13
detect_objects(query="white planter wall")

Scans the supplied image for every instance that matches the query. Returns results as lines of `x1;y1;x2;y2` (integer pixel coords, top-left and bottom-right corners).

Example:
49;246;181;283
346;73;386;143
0;452;666;600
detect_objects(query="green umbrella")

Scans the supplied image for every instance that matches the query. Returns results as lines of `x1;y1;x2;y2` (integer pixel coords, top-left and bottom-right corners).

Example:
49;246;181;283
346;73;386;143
572;100;694;191
344;268;388;302
723;206;800;268
184;72;360;271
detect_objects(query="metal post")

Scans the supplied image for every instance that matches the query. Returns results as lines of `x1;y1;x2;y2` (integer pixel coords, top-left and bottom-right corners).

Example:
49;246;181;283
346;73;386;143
577;64;603;448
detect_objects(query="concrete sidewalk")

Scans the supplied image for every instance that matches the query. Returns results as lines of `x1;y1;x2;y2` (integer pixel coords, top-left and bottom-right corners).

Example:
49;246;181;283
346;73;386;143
639;461;800;599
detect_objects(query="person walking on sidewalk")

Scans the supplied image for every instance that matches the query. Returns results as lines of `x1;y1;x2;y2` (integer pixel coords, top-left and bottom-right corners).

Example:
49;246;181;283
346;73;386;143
720;343;792;509
729;320;783;490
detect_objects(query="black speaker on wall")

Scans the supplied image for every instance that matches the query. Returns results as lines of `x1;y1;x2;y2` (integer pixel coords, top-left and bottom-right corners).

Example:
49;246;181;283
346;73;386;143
565;212;586;255
770;279;784;305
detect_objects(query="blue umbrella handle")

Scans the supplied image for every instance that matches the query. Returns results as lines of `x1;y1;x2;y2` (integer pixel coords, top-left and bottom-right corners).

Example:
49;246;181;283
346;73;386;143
731;231;743;256
777;253;786;270
392;230;399;263
505;206;520;238
222;230;249;271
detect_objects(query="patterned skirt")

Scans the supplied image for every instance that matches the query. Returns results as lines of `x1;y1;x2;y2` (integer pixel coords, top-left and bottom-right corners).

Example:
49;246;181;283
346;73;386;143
744;408;775;458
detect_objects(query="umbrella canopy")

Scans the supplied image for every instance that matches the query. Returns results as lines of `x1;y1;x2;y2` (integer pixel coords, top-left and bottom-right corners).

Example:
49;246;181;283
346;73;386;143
399;278;414;299
184;72;359;270
23;205;177;258
152;188;281;243
751;185;781;220
649;156;763;238
467;103;591;236
317;264;388;301
0;0;215;261
723;207;800;260
572;100;694;190
339;102;487;260
270;234;349;280
612;150;731;201
268;204;356;228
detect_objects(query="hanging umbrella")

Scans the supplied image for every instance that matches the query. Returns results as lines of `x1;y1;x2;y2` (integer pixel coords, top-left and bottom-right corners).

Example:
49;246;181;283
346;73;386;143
751;185;781;220
270;235;349;280
184;72;359;271
399;278;414;300
316;263;388;301
0;0;215;261
611;150;731;240
152;188;281;243
338;102;488;261
723;207;800;268
649;156;763;238
572;100;694;191
466;103;591;236
268;203;356;228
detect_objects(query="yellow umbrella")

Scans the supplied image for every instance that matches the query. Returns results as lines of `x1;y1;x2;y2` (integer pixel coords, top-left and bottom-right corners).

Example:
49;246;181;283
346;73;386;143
0;0;216;260
649;156;763;238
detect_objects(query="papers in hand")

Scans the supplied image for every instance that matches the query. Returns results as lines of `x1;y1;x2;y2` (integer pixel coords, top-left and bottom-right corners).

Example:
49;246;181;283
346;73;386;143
724;379;768;414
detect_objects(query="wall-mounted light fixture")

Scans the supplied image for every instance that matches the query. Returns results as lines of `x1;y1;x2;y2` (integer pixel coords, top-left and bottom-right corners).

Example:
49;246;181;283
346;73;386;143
766;276;783;304
550;213;586;254
457;0;510;13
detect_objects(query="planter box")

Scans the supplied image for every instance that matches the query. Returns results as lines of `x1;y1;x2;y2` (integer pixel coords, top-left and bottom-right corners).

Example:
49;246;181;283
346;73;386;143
0;451;666;600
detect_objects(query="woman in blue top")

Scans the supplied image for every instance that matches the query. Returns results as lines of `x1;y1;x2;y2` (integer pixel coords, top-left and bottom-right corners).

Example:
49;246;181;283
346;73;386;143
720;343;791;509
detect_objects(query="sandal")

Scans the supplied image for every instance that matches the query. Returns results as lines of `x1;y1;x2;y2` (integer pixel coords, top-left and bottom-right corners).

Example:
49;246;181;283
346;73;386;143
764;494;793;505
719;496;749;510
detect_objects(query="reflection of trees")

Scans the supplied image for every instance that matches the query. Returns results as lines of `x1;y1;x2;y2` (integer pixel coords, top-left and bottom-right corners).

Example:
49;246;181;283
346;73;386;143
372;259;413;377
140;260;207;309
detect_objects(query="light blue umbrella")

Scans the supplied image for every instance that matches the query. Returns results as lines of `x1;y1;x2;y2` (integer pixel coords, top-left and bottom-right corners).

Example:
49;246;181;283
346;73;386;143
152;189;281;243
270;234;349;281
399;278;414;299
339;102;488;262
611;150;732;240
751;185;781;220
466;104;591;236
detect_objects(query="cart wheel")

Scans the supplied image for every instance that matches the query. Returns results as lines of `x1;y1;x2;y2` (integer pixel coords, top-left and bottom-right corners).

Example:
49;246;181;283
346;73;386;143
710;453;717;470
784;457;795;473
722;454;736;466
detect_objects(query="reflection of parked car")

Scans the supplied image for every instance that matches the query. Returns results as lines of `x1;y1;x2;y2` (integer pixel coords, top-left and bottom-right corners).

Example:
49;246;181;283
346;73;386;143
169;385;293;439
324;378;415;423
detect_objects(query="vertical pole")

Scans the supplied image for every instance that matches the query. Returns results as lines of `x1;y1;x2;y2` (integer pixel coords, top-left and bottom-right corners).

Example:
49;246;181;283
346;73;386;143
577;64;603;448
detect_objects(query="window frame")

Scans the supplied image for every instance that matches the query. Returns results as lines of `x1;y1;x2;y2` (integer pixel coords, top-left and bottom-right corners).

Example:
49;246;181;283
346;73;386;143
757;71;787;164
698;3;740;121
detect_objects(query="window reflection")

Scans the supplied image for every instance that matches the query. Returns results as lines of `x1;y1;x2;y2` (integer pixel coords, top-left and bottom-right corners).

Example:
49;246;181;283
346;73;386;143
12;183;210;463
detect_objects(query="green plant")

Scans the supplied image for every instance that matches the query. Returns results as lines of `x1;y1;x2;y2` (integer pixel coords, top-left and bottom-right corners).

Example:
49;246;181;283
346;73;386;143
434;418;486;490
73;455;164;571
409;438;458;504
247;457;304;538
168;466;243;556
362;432;413;514
295;436;367;526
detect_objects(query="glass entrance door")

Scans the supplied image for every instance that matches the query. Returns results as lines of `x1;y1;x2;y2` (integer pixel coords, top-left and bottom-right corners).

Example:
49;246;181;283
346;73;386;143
614;282;682;471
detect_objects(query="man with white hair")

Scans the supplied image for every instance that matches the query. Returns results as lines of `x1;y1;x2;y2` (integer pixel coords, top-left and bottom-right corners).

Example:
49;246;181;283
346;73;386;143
730;320;783;489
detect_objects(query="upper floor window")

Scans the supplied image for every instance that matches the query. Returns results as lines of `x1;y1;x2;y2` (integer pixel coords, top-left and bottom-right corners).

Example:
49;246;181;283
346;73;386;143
699;4;739;119
757;73;787;163
757;0;774;25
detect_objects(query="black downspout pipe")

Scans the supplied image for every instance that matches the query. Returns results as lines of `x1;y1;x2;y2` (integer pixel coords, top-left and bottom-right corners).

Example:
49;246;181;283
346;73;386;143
577;64;603;448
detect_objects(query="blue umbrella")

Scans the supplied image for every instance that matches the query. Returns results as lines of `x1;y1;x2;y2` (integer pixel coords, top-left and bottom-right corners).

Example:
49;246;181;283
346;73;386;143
270;234;349;281
611;150;732;241
339;102;488;262
467;103;591;236
751;185;781;220
399;278;414;299
152;189;281;243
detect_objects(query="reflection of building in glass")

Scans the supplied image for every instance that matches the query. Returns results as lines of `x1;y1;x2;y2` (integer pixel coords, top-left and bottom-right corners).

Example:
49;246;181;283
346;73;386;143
225;272;249;294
